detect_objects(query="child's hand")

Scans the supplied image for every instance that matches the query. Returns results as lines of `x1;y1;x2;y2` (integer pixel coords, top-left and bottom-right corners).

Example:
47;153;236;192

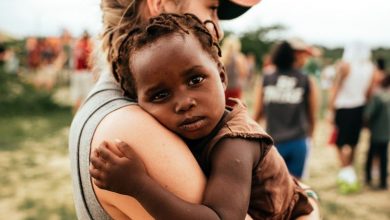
89;141;148;197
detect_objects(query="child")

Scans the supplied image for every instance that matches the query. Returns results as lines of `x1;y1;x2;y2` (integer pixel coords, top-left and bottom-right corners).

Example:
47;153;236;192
364;73;390;190
90;13;313;219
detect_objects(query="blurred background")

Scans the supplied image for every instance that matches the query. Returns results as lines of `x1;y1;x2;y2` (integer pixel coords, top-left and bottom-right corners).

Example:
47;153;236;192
0;0;389;219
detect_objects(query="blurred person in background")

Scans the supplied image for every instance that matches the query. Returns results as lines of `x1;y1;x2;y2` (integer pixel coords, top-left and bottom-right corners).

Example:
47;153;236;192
221;34;249;106
68;0;321;219
4;48;19;74
0;42;19;74
261;53;275;76
245;52;258;90
34;38;61;90
71;30;94;113
26;37;40;71
372;57;388;89
0;42;7;68
57;29;74;84
303;47;322;79
364;63;390;190
328;42;375;193
319;59;337;119
253;39;317;180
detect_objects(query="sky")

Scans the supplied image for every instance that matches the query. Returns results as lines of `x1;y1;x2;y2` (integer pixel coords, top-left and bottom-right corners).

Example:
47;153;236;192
0;0;389;48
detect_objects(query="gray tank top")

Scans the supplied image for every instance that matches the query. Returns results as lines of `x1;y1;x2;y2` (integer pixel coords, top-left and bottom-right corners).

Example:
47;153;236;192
68;71;135;219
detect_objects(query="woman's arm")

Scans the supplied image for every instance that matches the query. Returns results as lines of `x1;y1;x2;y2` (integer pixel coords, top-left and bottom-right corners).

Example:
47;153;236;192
91;137;259;220
91;136;321;220
91;105;206;219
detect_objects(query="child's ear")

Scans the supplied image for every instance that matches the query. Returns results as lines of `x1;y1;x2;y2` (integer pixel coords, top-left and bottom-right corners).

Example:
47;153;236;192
219;68;228;91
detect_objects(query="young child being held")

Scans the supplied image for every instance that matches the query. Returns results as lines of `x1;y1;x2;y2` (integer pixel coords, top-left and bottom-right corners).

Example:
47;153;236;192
90;13;314;219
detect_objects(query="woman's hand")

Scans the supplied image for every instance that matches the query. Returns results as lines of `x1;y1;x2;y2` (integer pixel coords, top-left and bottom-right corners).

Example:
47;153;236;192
90;141;148;197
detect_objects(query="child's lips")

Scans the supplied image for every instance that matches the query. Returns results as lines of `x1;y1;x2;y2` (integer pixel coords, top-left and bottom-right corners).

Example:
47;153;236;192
179;116;207;132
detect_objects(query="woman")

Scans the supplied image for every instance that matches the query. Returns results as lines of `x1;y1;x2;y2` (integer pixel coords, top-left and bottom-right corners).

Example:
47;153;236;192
69;1;320;219
253;40;317;179
69;1;261;219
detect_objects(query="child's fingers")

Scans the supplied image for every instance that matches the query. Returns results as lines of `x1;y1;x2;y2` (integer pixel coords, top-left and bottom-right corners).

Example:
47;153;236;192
98;141;109;152
106;139;124;157
93;178;107;190
116;140;138;159
92;147;101;159
97;142;117;162
90;156;105;171
89;166;103;180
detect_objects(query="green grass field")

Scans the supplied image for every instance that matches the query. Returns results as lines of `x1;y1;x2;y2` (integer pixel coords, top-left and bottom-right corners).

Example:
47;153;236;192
0;110;76;220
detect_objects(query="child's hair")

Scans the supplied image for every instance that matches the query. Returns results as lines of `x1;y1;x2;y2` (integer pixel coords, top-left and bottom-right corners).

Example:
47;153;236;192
271;41;295;70
376;57;386;71
110;13;223;99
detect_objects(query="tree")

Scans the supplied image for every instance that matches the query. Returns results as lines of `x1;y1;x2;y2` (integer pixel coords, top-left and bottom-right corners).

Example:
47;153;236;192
228;24;285;71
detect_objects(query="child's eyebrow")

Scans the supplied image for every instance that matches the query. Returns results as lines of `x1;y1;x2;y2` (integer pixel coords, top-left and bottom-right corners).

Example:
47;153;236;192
181;65;204;77
144;83;166;97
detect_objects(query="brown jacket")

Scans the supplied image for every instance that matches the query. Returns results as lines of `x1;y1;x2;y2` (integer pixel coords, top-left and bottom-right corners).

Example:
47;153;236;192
196;101;313;219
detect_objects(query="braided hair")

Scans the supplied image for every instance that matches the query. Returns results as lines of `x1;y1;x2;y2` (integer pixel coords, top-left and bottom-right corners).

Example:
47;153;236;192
111;13;223;100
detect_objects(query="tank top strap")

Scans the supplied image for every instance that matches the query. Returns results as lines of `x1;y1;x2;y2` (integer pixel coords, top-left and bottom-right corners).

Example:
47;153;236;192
69;75;135;219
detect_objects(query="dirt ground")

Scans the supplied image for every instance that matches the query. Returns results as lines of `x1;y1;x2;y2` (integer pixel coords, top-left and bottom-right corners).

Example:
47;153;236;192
305;121;390;220
0;90;389;220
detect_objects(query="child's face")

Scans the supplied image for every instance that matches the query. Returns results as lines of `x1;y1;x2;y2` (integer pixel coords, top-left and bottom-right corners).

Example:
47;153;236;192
131;33;227;140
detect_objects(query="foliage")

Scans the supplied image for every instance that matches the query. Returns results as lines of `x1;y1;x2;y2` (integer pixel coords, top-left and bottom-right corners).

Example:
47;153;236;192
320;47;344;62
2;39;28;67
223;25;285;72
373;48;390;71
239;24;285;68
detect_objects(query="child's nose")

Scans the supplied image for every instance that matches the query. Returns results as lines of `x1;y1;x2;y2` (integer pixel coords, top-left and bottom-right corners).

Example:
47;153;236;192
174;96;196;114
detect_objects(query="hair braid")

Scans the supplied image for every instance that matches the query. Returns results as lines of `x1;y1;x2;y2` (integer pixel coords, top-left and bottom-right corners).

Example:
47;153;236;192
111;13;223;100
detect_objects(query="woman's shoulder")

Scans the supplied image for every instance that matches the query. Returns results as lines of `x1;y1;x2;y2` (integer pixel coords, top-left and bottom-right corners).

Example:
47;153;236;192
96;105;169;138
92;104;184;151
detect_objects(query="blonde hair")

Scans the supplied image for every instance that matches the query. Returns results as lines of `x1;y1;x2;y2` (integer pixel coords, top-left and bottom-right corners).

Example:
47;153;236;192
92;0;186;76
221;35;241;65
100;0;147;60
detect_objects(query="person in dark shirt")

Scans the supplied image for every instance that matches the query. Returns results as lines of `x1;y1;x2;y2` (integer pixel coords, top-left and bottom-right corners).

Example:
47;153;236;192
253;41;316;179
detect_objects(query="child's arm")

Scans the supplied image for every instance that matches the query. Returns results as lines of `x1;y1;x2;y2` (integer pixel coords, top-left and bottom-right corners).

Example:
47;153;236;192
307;77;318;138
90;138;260;220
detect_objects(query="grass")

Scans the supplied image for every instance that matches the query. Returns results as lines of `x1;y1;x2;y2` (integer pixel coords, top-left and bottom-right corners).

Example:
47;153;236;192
0;110;76;220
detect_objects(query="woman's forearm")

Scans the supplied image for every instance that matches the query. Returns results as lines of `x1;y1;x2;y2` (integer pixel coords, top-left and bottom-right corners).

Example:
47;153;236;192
131;174;222;220
92;105;206;219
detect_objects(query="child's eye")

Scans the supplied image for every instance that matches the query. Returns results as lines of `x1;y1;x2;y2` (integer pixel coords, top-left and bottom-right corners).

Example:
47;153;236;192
188;76;205;86
151;91;169;102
